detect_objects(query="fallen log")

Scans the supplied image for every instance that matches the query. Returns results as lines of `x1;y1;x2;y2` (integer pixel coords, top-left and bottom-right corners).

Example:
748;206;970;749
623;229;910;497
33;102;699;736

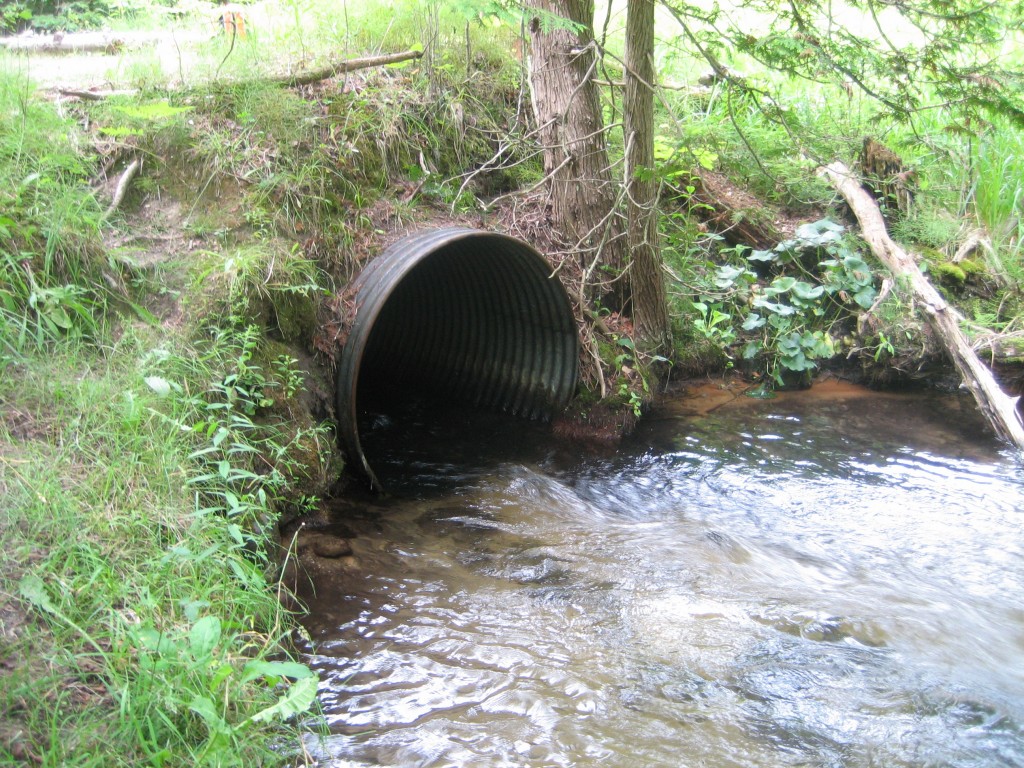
276;49;424;87
0;33;129;54
50;49;425;100
675;168;781;249
820;161;1024;450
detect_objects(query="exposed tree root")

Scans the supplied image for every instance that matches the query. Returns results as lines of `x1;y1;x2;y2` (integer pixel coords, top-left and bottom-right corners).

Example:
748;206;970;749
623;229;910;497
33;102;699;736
104;157;141;220
102;156;141;219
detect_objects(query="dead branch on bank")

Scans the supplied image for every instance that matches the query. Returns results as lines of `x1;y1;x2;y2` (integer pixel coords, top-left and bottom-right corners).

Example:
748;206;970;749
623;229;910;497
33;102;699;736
820;161;1024;451
970;329;1024;363
51;49;424;101
953;229;991;264
952;228;1008;285
58;88;137;101
856;276;893;338
0;35;128;54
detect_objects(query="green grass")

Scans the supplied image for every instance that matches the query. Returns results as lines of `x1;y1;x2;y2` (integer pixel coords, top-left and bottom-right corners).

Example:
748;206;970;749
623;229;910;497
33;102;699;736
0;65;330;766
881;108;1024;283
0;63;107;363
1;329;326;766
971;119;1024;267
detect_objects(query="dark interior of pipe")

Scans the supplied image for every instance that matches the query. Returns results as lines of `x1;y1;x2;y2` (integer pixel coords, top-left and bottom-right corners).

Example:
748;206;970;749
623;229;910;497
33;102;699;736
355;236;576;421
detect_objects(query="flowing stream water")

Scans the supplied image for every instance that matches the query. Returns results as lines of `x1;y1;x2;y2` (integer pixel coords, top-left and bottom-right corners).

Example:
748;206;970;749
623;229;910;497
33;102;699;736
295;380;1024;767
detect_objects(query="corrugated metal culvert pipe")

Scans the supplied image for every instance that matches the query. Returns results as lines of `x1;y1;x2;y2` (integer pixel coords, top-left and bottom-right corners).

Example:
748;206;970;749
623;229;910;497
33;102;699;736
336;228;579;490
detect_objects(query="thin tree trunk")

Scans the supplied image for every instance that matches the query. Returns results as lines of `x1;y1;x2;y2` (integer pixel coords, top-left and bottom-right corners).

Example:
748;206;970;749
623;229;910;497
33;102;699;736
820;161;1024;450
525;0;629;293
624;0;670;353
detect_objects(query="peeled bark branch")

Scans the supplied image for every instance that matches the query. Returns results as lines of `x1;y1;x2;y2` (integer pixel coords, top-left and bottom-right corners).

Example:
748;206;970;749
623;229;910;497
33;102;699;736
820;161;1024;450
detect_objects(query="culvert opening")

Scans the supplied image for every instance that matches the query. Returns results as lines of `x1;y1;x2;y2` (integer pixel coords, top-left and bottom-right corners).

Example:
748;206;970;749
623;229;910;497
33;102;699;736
336;228;579;490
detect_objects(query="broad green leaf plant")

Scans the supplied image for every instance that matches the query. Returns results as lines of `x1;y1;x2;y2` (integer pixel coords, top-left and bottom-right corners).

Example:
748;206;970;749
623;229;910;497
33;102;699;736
698;219;879;389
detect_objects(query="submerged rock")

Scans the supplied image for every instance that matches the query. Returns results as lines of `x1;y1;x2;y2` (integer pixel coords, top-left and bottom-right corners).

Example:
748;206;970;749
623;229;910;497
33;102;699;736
313;536;354;559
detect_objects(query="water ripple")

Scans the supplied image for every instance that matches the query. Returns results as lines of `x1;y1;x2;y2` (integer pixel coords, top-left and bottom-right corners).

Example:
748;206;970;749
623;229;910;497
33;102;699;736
301;386;1024;767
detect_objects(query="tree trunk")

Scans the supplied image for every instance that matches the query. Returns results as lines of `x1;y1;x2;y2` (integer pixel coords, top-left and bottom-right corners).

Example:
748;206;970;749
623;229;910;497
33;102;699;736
623;0;671;353
525;0;629;293
820;161;1024;450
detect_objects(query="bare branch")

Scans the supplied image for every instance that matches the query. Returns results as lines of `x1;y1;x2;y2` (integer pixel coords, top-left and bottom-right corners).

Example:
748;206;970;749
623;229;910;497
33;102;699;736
278;49;424;87
104;157;142;220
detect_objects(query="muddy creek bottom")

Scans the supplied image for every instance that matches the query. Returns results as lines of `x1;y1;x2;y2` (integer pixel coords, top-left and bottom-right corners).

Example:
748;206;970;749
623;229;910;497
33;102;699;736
295;380;1024;767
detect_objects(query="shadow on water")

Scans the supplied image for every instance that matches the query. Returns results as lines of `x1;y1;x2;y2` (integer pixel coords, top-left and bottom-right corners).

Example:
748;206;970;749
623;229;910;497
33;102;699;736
351;383;588;495
294;379;1024;768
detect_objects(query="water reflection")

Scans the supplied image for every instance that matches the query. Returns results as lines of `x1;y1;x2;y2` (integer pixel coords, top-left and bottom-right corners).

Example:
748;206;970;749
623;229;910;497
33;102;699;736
295;380;1024;767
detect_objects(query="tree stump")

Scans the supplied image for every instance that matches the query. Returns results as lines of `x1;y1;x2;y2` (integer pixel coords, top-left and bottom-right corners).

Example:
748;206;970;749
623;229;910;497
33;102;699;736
860;138;914;217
